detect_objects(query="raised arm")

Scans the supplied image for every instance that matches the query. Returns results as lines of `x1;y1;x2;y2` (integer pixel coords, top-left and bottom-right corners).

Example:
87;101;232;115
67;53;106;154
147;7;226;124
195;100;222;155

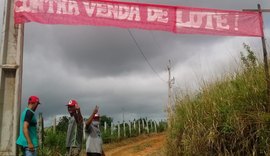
73;103;83;124
85;106;99;127
74;109;83;124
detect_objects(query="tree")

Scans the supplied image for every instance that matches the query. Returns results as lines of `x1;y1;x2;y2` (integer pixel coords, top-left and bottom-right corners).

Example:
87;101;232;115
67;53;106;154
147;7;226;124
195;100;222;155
56;116;69;132
100;115;113;126
240;43;258;69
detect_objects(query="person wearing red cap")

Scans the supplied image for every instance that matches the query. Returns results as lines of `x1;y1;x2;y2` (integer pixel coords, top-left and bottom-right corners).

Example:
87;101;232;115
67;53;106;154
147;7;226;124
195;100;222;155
85;106;105;156
16;96;41;156
65;99;84;156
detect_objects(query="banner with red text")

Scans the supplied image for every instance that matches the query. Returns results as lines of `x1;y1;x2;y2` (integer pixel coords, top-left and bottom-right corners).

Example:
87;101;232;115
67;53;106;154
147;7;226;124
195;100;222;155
14;0;263;37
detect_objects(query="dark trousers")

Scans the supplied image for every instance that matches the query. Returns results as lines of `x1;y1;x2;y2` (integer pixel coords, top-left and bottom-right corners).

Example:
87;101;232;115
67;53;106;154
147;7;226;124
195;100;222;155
86;153;101;156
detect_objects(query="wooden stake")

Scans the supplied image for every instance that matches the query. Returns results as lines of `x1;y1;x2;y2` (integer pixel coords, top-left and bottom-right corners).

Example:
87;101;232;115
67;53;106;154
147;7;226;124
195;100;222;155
243;4;270;112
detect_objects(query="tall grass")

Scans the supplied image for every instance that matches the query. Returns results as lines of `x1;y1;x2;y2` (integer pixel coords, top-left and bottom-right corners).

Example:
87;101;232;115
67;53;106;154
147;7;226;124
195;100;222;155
166;45;270;155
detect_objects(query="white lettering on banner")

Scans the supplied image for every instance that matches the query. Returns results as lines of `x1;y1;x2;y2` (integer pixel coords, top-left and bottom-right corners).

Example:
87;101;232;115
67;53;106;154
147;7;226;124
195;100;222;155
83;2;141;21
214;14;229;30
29;0;44;13
176;10;231;30
147;7;169;23
127;6;141;21
96;3;108;17
15;0;79;15
56;0;68;15
67;0;80;15
83;2;97;16
44;0;55;13
118;5;129;20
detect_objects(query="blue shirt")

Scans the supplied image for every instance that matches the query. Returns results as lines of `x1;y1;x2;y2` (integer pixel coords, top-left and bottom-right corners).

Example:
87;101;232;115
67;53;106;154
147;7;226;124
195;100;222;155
16;108;38;147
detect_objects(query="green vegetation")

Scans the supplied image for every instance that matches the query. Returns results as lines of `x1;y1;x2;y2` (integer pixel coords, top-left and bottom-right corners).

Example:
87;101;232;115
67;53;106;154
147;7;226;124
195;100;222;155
166;44;270;155
38;116;166;155
38;116;68;155
39;129;66;155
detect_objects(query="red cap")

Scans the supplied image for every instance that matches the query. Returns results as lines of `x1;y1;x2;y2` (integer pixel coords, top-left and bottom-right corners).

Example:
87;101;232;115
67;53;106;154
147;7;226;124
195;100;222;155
66;99;78;107
28;96;40;104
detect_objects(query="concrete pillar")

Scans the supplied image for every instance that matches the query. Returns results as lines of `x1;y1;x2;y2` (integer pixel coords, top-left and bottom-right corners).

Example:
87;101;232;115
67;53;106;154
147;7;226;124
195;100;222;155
142;118;144;131
118;121;120;139
53;116;56;133
110;123;114;136
146;119;149;134
133;119;136;130
38;113;43;145
150;120;153;133
128;120;131;136
104;121;107;133
38;113;44;150
0;0;24;155
123;120;126;137
138;120;141;135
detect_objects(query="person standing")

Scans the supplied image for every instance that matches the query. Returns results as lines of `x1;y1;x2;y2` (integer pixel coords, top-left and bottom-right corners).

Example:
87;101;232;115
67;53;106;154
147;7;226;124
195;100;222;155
65;99;83;156
16;95;41;156
85;106;105;156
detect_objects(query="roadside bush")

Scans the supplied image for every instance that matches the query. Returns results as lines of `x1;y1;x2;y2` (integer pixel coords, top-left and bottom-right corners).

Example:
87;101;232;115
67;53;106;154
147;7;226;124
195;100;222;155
39;130;66;156
166;44;270;155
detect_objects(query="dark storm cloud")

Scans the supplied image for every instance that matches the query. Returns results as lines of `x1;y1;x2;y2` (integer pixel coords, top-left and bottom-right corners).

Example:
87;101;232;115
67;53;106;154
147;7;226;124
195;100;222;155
24;24;229;79
22;49;167;122
22;0;270;79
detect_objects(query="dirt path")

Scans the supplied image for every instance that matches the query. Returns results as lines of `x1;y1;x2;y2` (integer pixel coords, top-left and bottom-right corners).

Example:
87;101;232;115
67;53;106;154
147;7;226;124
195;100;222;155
104;133;165;156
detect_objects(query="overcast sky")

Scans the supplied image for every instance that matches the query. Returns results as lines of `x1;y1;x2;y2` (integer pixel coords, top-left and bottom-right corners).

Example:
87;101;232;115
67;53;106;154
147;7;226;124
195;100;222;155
1;0;270;126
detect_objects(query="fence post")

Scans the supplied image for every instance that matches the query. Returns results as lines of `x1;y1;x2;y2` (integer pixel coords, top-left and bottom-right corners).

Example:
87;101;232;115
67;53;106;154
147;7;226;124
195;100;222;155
146;118;149;134
104;121;107;134
129;120;131;136
38;113;44;155
154;121;157;133
111;122;114;136
53;116;56;133
150;120;152;133
133;119;136;130
123;120;126;137
138;119;141;135
142;118;145;133
118;121;120;139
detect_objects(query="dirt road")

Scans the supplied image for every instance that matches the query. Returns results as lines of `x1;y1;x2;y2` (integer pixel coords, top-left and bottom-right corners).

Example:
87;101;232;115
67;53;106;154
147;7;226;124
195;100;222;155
104;133;166;156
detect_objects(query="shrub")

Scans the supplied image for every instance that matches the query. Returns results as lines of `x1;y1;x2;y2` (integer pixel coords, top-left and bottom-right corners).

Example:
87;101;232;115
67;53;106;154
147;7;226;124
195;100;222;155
166;44;270;155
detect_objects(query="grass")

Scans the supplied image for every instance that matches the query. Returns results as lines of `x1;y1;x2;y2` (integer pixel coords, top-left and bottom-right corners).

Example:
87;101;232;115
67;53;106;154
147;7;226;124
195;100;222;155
166;45;270;155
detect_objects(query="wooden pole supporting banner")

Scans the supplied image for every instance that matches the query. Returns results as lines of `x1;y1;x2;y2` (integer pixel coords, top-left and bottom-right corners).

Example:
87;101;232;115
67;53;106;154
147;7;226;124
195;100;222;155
243;4;270;112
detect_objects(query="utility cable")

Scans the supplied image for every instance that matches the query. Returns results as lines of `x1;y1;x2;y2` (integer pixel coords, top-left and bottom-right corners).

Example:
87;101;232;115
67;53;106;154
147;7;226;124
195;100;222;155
127;29;166;82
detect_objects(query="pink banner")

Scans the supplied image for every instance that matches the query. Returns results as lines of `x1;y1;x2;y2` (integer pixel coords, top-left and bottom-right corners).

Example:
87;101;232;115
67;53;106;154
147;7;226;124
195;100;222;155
14;0;263;37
